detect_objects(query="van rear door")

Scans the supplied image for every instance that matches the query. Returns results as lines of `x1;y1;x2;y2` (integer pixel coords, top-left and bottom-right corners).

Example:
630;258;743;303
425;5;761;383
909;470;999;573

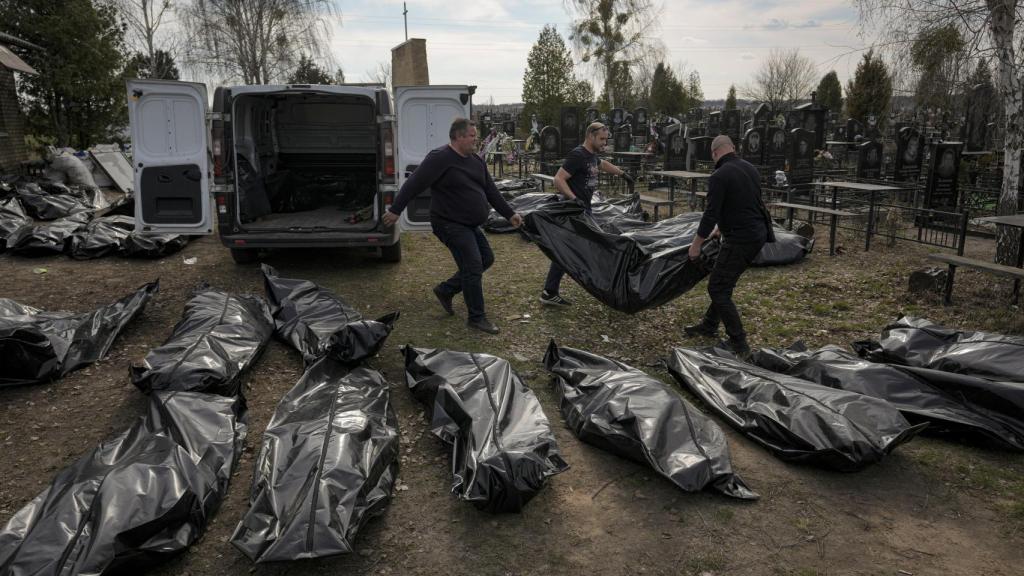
394;85;473;231
126;79;213;235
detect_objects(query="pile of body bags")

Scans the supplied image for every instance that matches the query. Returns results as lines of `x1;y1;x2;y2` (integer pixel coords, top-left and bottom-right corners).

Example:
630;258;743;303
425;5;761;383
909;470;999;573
0;177;187;258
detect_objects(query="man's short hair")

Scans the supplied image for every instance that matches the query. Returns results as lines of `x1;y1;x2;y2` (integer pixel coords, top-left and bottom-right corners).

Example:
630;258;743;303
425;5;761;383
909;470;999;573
449;117;473;140
586;122;609;136
711;134;735;151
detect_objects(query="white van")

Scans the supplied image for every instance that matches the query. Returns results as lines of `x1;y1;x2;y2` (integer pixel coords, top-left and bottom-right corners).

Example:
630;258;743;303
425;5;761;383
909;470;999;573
126;80;475;263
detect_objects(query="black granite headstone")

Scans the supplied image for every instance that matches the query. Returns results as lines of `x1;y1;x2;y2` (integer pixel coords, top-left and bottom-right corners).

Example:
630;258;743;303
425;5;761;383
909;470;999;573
856;140;884;179
502;120;516;137
894;126;925;182
963;83;993;152
753;103;771;128
560;107;580;156
787;128;815;185
540;125;560;163
585;107;600;125
633;107;647;136
690;135;713;163
664;126;687;170
708;111;722;135
742;127;765;165
614;128;632;151
846;118;864;142
722;109;741;144
610;108;625;129
925;142;962;210
767;126;787;172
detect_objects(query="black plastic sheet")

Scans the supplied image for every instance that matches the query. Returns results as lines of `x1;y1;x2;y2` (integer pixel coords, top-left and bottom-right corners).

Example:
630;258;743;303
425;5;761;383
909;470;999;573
0;197;31;252
13;181;109;220
231;359;399;562
68;214;135;260
130;286;274;396
522;201;717;313
402;346;569;512
485;192;645;234
854;316;1024;382
668;347;925;471
0;281;158;387
748;344;1024;451
0;391;246;575
543;342;757;499
6;212;89;256
122;232;189;258
262;264;399;366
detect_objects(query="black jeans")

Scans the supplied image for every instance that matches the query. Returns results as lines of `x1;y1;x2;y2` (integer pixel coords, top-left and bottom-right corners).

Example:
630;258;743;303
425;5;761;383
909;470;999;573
700;240;765;342
431;220;495;322
543;205;590;294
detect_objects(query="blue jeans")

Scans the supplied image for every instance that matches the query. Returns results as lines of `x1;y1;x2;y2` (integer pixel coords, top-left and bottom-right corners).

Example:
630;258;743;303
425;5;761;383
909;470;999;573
431;220;495;322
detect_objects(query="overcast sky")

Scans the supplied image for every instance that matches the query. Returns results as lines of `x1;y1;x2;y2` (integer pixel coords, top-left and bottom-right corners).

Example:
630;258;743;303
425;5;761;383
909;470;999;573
328;0;880;104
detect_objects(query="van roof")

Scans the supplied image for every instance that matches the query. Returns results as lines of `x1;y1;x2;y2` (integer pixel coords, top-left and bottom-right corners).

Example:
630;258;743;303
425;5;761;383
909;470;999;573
230;84;380;99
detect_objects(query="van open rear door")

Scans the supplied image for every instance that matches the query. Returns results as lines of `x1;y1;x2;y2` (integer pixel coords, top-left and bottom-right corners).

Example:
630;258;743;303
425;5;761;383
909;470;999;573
394;85;473;231
126;79;214;235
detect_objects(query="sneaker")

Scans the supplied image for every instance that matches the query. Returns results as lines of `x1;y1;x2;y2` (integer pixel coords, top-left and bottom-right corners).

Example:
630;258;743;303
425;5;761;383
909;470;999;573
433;285;454;316
540;290;572;307
683;323;718;338
467;317;500;334
719;338;752;361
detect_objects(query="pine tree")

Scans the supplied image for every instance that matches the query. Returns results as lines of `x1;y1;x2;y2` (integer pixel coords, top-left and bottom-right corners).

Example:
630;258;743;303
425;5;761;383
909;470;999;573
521;25;591;131
845;49;893;125
725;85;737;110
816;71;843;114
288;54;333;84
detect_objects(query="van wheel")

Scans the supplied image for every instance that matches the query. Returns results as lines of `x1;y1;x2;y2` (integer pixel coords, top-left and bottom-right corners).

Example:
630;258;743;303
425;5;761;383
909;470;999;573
380;240;401;263
230;248;259;264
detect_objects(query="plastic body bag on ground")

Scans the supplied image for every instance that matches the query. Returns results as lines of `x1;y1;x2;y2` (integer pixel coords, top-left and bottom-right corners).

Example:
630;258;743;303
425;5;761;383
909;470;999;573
854;316;1024;382
543;341;758;499
402;346;569;512
68;214;135;260
261;264;399;366
485;192;643;234
130;286;274;396
522;201;717;313
668;347;925;471
0;391;247;575
749;344;1024;451
6;212;89;256
0;281;158;387
231;359;399;562
122;232;189;258
0;197;31;252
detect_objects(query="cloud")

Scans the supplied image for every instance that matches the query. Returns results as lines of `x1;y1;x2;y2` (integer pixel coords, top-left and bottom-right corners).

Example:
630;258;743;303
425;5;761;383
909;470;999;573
738;52;756;61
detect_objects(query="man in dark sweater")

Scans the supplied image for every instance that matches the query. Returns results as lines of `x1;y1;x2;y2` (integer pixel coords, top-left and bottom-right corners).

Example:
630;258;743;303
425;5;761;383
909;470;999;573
383;117;522;334
685;135;774;357
539;122;634;306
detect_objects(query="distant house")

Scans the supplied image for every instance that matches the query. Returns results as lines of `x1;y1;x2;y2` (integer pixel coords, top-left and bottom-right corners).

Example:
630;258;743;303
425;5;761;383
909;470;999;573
0;31;40;174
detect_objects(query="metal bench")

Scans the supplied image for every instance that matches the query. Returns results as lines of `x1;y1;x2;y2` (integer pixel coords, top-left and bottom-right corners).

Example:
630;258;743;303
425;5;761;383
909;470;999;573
771;202;856;256
927;253;1024;304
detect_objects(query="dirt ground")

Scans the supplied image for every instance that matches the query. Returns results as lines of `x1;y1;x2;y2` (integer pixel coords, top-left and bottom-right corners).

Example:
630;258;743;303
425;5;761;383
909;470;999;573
1;222;1023;576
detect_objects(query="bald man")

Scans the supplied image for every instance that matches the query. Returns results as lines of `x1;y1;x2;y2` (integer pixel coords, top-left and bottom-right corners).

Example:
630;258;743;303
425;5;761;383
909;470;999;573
684;135;774;358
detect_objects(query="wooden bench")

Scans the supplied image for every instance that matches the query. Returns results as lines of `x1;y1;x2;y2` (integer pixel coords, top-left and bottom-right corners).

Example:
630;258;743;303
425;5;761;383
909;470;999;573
927;253;1024;304
638;195;675;220
771;202;856;256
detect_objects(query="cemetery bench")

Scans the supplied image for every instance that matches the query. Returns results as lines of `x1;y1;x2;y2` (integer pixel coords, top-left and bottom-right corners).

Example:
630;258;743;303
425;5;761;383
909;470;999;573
927;254;1024;305
638;194;675;221
771;202;855;257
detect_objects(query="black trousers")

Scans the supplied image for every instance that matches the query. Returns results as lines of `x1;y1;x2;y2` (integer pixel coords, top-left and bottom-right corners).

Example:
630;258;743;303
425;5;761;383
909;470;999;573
700;240;765;342
431;219;495;322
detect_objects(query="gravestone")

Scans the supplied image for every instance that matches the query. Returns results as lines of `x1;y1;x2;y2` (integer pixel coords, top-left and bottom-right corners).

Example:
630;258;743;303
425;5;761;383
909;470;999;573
787;128;815;186
894;126;925;182
614;128;632;151
766;126;787;172
795;102;826;149
785;110;802;131
925;142;962;210
480;113;493;136
722;109;741;144
846;118;864;142
560;107;580;156
865;114;882;141
753;103;771;129
502;120;516;138
690;135;714;163
963;83;994;152
856;140;884;180
632;107;648;136
585;107;600;125
708;111;722;135
687;108;704;125
742;127;765;165
664;125;687;170
610;108;625;129
539;125;561;167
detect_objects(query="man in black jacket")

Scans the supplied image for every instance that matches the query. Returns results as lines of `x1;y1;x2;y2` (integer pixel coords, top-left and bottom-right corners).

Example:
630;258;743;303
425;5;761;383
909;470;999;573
383;118;523;334
684;135;774;357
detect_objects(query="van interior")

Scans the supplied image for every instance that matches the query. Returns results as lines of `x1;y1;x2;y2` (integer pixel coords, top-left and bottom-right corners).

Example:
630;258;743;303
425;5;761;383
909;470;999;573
231;91;379;231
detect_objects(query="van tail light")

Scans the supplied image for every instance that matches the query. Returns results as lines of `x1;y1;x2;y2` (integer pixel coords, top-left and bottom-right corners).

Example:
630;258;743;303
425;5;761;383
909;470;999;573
381;124;395;183
212;119;225;178
382;190;395;207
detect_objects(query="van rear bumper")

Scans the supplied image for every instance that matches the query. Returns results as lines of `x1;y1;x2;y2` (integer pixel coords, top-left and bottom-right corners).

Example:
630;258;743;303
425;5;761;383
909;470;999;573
219;228;399;249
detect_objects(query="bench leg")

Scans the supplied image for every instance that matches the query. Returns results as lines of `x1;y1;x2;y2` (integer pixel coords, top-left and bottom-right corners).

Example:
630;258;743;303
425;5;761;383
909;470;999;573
829;214;838;256
943;264;956;305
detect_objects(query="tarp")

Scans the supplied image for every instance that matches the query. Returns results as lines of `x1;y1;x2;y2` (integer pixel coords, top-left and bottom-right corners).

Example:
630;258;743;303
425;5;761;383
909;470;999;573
0;391;246;575
748;344;1024;451
522;201;718;313
130;286;274;396
261;264;399;366
122;232;189;258
0;281;158;387
68;214;135;260
854;316;1024;382
6;212;89;256
668;347;925;471
402;346;569;512
231;360;399;562
0;196;31;252
543;341;758;499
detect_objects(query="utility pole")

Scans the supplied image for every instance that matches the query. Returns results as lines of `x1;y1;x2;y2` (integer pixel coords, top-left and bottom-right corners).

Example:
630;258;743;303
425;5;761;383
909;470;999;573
403;2;408;41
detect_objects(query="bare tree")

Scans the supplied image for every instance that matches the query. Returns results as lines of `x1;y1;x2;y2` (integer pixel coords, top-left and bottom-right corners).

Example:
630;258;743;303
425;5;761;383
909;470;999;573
113;0;175;65
854;0;1022;263
741;48;818;112
179;0;337;85
365;61;391;92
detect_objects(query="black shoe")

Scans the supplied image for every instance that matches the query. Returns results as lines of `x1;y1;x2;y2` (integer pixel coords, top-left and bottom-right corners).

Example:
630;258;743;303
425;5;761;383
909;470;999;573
467;318;500;334
719;338;752;361
433;285;454;316
684;323;718;338
540;290;572;307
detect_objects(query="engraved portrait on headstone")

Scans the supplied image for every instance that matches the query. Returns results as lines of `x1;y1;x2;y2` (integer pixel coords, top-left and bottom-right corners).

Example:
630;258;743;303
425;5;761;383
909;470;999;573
925;142;962;209
856;140;883;179
894;126;924;182
788;128;815;185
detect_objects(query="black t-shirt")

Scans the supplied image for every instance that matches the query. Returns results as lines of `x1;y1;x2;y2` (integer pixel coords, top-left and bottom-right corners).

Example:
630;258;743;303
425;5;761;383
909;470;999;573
560;146;600;207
